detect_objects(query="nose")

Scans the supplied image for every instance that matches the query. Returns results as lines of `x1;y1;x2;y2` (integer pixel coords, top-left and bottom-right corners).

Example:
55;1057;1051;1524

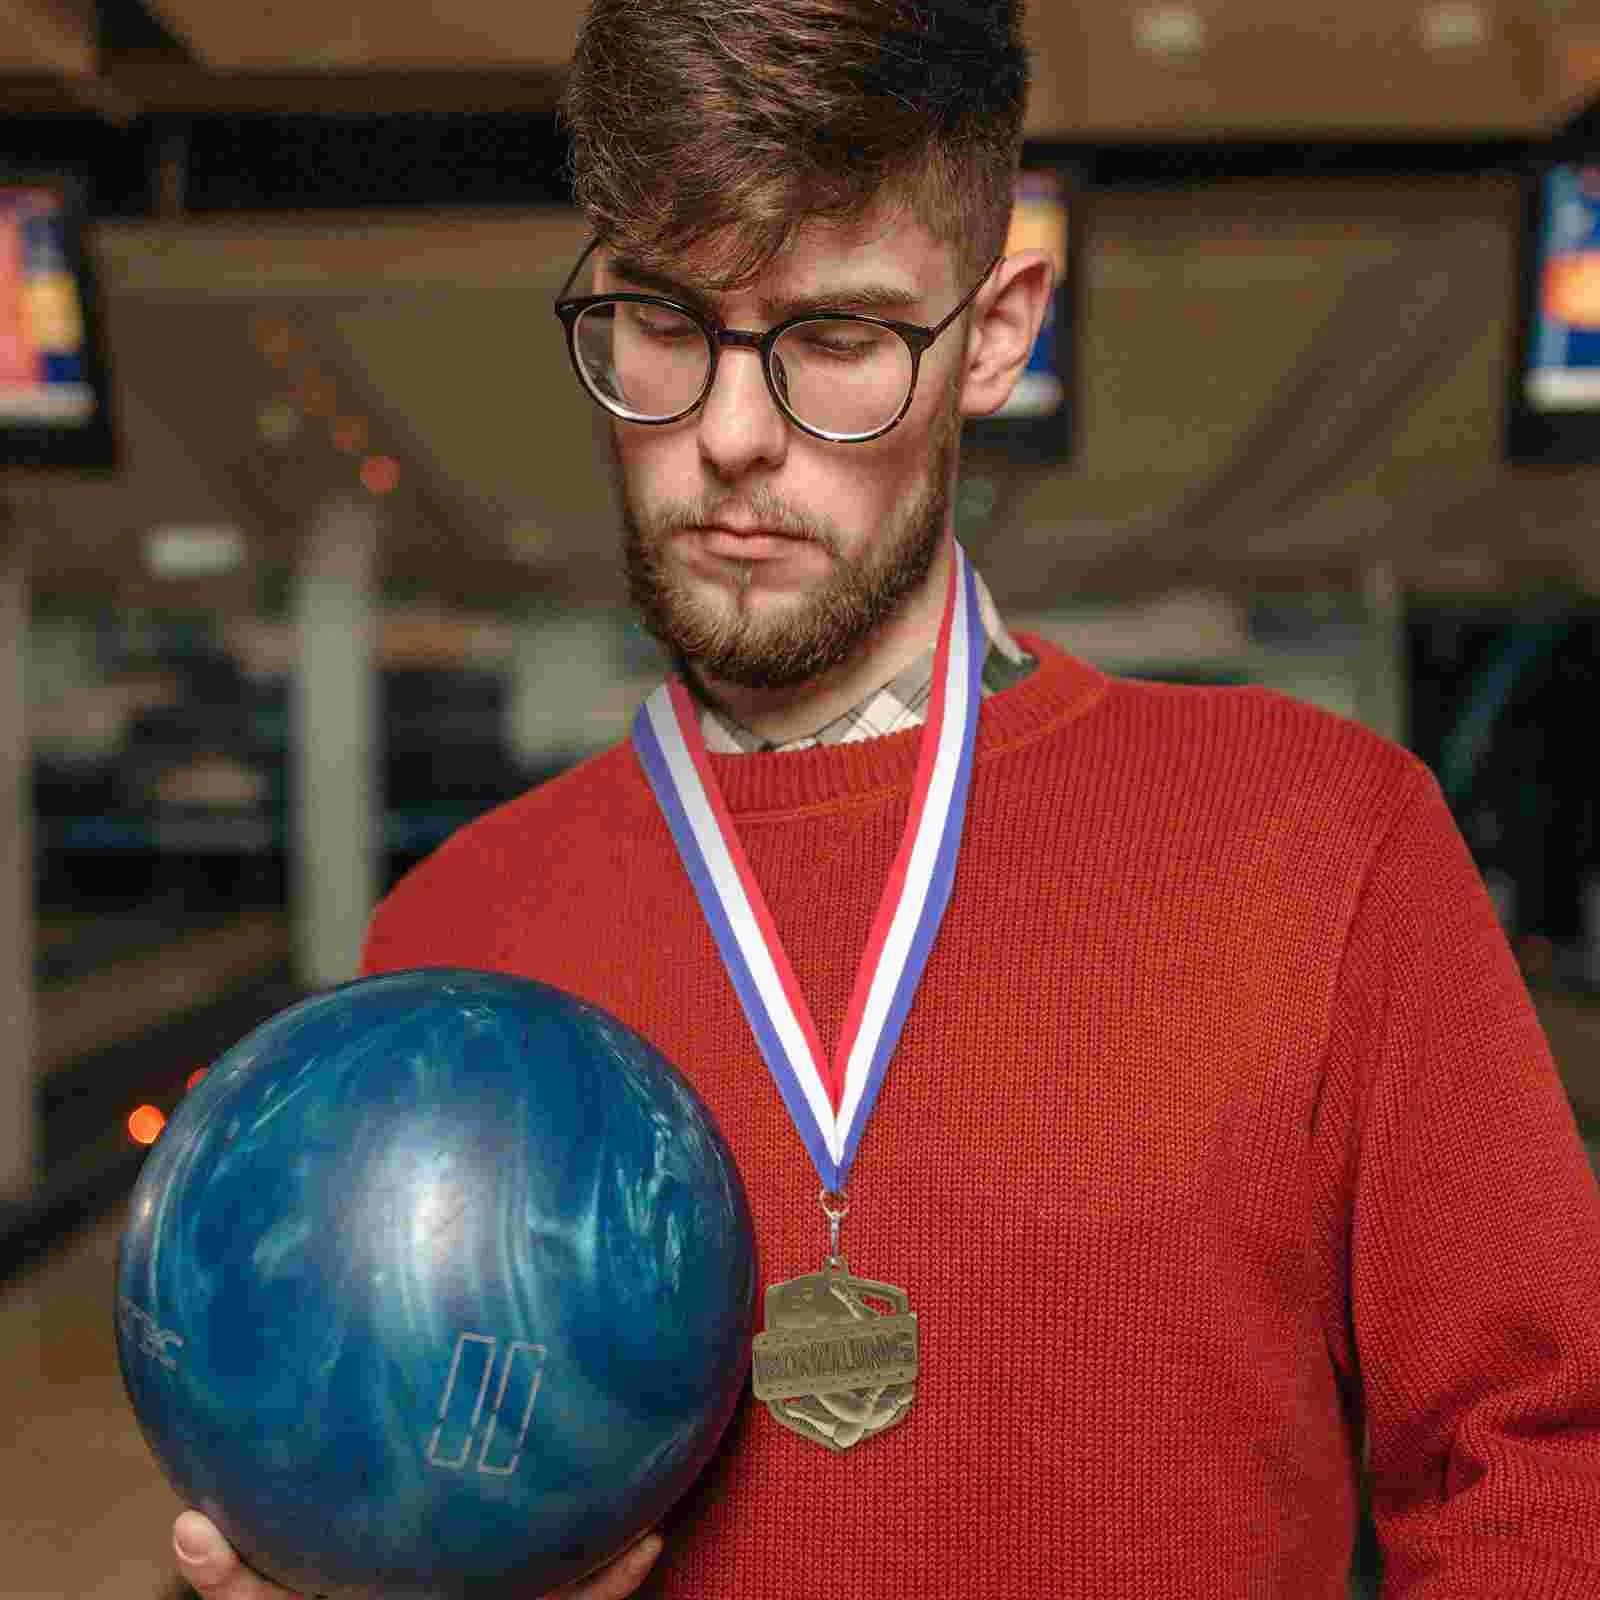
695;339;790;480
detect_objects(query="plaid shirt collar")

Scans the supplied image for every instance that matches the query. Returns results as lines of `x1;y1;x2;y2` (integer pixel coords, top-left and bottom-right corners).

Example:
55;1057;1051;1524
694;565;1036;754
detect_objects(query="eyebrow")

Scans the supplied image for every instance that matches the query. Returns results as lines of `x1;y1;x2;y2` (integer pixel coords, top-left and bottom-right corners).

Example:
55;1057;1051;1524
606;256;925;321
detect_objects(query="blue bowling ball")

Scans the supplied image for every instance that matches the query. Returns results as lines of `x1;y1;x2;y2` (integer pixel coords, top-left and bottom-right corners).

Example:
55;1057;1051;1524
115;969;756;1598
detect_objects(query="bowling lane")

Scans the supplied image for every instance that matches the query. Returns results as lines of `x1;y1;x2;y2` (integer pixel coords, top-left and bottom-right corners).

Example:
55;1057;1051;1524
5;916;305;1289
2;1202;185;1600
37;909;291;1076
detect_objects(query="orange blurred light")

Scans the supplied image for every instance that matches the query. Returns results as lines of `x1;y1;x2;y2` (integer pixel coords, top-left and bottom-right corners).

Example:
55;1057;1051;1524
332;416;368;454
1545;253;1600;329
252;320;296;364
128;1105;166;1146
300;375;337;417
361;455;401;495
186;1068;209;1091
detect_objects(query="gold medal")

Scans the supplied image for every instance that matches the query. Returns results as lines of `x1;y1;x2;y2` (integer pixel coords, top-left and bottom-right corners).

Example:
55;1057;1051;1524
751;1258;918;1452
750;1190;918;1452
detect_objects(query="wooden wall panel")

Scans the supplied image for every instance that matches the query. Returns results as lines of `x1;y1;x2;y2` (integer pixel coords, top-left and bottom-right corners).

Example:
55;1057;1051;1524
1030;0;1551;137
982;178;1533;604
130;0;1559;135
147;0;586;70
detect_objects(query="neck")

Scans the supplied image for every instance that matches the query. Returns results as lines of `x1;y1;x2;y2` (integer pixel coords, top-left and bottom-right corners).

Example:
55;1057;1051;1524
692;540;956;746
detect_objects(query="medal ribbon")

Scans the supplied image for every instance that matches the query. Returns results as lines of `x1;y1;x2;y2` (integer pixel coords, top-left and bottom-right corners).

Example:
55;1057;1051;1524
631;537;983;1191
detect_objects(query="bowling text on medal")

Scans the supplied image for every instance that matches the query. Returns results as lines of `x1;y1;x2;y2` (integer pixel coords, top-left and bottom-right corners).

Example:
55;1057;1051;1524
751;1314;918;1402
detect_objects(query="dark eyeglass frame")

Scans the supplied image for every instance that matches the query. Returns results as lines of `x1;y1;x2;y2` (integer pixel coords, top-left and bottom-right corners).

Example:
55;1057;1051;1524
553;237;1004;444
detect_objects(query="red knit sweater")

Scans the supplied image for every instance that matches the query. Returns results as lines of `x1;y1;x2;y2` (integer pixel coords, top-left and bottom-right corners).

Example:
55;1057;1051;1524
362;639;1600;1598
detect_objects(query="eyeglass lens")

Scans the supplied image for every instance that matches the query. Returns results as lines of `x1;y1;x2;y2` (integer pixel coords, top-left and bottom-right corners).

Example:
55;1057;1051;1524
572;302;916;438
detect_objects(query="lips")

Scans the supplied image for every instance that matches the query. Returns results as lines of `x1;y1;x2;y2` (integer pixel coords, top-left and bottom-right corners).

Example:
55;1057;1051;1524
689;526;808;561
698;523;799;540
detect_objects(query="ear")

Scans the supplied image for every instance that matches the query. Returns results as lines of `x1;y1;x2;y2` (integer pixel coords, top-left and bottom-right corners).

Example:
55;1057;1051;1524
959;250;1056;420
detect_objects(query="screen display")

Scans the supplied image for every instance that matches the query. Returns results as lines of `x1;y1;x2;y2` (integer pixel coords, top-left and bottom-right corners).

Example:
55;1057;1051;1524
1525;163;1600;414
961;164;1078;465
0;185;99;429
991;170;1070;421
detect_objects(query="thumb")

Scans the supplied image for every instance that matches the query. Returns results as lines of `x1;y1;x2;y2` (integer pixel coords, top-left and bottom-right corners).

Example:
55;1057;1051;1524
173;1512;295;1599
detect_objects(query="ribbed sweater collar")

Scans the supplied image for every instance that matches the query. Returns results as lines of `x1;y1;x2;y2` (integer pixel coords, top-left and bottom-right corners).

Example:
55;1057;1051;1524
699;637;1110;817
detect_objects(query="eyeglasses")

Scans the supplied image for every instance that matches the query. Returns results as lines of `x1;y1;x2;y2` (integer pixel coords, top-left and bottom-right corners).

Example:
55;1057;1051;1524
553;239;1003;444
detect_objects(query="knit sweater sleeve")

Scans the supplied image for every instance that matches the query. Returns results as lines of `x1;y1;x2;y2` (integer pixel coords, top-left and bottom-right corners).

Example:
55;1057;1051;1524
1315;763;1600;1596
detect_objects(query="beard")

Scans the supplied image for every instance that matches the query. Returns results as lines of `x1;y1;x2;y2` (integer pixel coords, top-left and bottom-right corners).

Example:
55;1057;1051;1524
615;389;961;692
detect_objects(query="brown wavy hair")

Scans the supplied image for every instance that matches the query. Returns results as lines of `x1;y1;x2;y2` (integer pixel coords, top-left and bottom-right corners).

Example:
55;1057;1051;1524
562;0;1030;289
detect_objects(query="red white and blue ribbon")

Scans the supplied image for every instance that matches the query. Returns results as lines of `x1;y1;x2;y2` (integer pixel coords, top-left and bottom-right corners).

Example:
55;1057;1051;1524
631;538;983;1191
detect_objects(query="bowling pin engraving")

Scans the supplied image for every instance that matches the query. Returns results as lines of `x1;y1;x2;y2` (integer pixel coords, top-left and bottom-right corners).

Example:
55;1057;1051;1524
750;1260;917;1452
427;1333;548;1476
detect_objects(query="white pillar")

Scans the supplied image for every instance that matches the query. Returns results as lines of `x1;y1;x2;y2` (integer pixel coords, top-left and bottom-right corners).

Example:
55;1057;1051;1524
291;495;381;990
1357;561;1409;750
0;530;35;1205
508;609;623;765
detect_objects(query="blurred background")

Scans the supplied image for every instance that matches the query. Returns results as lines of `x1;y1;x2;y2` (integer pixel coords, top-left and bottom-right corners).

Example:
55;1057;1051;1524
5;2;1600;1596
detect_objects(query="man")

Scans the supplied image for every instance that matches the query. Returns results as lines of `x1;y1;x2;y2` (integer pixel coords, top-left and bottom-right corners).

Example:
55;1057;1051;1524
173;2;1600;1597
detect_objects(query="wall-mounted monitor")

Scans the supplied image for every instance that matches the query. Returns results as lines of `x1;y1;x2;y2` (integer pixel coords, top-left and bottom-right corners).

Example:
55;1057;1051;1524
0;171;117;473
961;164;1081;467
1505;157;1600;465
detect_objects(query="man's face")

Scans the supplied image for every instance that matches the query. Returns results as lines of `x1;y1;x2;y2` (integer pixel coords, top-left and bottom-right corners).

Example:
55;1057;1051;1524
595;206;974;692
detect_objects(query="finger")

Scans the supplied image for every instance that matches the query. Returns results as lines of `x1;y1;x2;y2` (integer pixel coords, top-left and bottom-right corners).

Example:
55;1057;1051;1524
545;1533;664;1600
173;1512;300;1600
575;1533;663;1600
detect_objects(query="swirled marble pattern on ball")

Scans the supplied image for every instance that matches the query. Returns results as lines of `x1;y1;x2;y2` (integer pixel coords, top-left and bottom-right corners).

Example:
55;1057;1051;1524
116;969;757;1599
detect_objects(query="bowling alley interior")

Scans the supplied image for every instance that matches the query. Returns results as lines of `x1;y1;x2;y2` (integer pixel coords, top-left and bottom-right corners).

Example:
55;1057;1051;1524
6;3;1600;1597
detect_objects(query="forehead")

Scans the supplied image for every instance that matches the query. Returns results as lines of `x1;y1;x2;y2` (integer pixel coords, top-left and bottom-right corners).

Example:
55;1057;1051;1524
596;205;958;314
